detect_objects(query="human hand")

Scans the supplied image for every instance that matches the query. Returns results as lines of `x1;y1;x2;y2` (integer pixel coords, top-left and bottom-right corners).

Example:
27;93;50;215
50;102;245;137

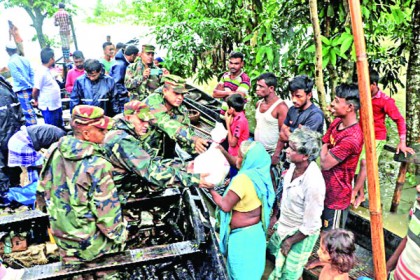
396;142;415;157
224;111;232;126
194;137;208;154
280;237;293;256
271;154;280;165
199;173;215;189
143;68;150;79
186;161;194;173
216;82;224;90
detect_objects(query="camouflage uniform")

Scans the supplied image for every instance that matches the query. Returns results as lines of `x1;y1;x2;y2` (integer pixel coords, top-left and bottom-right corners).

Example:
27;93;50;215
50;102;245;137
37;106;127;265
144;75;197;157
124;45;162;101
103;101;200;203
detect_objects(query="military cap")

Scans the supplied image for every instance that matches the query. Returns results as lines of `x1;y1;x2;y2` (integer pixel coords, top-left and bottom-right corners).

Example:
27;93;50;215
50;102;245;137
72;105;113;129
124;100;155;121
162;74;188;94
142;44;155;53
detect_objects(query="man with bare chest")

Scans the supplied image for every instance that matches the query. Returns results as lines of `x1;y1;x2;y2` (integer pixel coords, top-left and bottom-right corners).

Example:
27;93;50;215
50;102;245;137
254;73;289;165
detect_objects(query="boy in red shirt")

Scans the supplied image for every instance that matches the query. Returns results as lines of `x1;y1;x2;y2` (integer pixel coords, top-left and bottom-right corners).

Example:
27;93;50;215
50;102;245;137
225;93;250;177
320;84;364;230
352;69;415;207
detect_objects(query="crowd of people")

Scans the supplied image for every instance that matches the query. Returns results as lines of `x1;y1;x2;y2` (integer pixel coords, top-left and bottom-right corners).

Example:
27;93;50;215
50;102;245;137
0;2;418;280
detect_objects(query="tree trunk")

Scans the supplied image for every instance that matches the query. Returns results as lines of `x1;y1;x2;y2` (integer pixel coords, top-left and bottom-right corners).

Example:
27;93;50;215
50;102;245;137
309;0;328;115
406;0;420;175
24;6;47;49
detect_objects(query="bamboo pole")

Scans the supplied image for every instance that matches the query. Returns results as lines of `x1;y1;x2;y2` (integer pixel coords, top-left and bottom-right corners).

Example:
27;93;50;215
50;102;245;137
348;1;387;279
390;162;408;212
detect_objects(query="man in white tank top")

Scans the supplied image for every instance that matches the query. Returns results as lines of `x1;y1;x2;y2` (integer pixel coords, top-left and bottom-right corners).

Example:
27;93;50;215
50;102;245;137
254;73;288;165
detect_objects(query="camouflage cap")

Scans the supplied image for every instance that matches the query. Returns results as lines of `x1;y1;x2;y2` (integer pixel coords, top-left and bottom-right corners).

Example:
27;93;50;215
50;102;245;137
123;100;155;121
72;105;114;129
162;74;188;94
142;44;155;53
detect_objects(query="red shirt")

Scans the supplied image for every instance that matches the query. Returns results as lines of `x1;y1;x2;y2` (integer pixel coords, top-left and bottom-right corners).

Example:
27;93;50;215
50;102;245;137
228;111;249;156
361;90;406;140
54;10;70;34
322;118;363;210
65;68;84;93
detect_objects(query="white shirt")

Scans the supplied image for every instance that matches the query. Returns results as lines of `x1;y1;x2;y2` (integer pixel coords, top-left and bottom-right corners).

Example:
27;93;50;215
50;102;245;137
34;65;61;111
277;161;326;239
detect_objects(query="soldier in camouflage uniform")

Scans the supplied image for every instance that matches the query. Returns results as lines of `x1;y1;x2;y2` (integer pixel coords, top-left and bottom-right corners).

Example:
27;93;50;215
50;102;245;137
144;75;208;158
103;100;205;204
124;45;169;101
37;105;127;265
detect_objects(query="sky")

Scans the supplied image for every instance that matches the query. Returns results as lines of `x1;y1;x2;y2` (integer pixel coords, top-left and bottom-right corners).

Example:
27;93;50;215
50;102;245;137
0;1;160;68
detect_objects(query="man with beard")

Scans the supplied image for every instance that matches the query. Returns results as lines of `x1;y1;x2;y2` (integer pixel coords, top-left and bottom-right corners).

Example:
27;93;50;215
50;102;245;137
145;75;208;158
32;47;64;129
279;75;324;144
70;59;118;117
65;50;85;94
125;44;169;101
109;45;139;113
212;52;251;100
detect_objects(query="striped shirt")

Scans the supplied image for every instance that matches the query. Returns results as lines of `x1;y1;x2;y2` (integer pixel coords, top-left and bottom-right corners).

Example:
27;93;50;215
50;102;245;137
220;71;250;95
393;203;420;279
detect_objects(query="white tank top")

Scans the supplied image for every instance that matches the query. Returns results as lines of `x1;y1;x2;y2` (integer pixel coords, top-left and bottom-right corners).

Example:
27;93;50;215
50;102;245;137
254;99;284;154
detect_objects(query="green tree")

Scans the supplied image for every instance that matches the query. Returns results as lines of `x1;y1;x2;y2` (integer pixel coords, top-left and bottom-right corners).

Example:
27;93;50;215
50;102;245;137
406;0;420;174
0;0;75;48
131;0;414;103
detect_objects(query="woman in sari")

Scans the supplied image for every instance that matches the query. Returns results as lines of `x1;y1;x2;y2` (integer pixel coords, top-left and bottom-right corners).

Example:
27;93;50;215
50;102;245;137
200;140;275;279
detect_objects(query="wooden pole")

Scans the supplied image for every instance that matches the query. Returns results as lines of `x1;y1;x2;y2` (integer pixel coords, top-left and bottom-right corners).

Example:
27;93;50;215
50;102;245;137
390;162;408;212
348;1;387;279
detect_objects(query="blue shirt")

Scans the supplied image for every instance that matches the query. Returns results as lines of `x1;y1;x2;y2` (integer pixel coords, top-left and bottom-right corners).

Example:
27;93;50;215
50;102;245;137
7;54;34;92
284;103;324;134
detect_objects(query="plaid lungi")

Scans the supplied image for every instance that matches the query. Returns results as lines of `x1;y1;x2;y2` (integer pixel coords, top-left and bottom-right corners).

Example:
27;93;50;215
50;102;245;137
60;32;71;49
268;229;319;280
8;126;43;182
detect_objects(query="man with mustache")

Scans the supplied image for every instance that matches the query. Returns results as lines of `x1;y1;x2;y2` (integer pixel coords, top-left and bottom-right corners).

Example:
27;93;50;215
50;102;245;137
280;75;324;145
145;75;208;158
212;52;250;100
65;50;85;94
103;100;208;203
125;44;169;101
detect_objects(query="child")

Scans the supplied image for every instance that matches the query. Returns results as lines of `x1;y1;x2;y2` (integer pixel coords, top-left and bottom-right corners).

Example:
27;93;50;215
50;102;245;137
318;229;356;280
225;94;249;177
